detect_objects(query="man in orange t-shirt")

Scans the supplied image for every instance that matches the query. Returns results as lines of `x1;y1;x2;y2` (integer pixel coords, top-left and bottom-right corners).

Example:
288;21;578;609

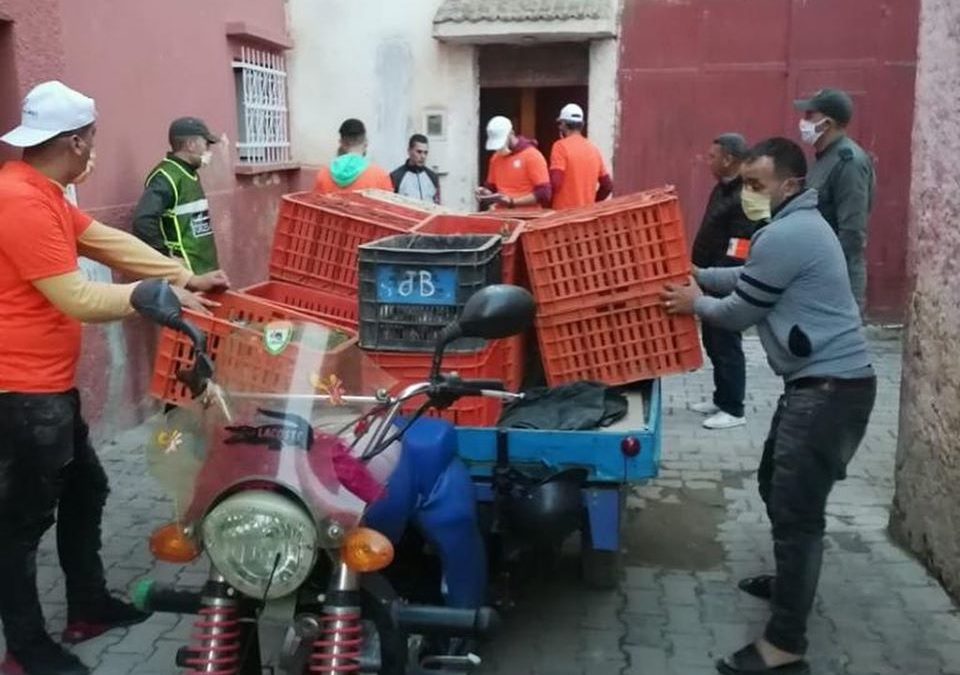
314;118;393;194
0;81;225;675
476;116;551;210
549;104;613;209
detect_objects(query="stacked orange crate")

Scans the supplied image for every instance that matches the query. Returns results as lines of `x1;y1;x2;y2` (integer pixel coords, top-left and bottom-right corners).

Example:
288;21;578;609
356;231;508;427
268;192;423;295
414;214;526;394
243;280;358;332
242;191;424;343
327;190;442;222
522;187;703;386
149;291;358;405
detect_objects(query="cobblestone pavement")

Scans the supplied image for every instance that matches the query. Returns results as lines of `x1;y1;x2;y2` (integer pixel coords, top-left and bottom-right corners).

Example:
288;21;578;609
4;331;959;674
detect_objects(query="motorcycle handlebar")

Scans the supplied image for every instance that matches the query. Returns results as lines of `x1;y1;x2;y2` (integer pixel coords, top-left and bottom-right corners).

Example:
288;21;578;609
458;379;505;392
131;580;202;615
131;580;503;637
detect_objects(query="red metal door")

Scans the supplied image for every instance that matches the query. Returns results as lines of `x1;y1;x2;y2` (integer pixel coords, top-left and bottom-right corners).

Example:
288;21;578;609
615;0;919;321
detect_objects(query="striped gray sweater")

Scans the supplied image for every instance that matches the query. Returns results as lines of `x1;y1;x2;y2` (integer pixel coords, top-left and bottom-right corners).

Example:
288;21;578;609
693;189;871;381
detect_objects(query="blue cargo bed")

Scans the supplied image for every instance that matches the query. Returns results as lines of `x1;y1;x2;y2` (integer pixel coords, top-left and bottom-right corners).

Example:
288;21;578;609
455;379;662;484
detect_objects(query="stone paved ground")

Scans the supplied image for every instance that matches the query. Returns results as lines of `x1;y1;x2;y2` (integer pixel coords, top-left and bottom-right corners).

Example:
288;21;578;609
4;331;959;674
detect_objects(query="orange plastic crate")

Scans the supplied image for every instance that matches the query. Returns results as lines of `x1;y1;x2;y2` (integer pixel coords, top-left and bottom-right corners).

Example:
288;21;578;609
414;214;525;285
492;207;553;221
367;341;515;427
523;187;689;316
149;291;358;405
242;281;358;331
335;190;438;221
268;192;420;295
535;291;702;386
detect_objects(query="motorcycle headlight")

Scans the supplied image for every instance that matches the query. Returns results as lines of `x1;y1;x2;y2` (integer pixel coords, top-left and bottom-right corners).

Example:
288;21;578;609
202;490;318;599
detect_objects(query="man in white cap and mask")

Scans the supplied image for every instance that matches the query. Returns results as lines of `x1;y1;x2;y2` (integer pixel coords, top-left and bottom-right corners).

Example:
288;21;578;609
549;103;613;209
0;81;228;675
475;115;551;210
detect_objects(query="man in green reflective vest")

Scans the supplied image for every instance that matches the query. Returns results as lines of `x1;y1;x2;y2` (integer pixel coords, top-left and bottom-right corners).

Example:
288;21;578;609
133;117;220;274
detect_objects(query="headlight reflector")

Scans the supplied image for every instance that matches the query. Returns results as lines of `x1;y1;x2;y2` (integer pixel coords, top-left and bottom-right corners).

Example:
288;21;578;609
202;490;317;599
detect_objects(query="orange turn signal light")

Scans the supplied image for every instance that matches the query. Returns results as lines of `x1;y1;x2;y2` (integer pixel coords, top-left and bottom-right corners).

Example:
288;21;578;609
341;527;394;572
149;522;201;563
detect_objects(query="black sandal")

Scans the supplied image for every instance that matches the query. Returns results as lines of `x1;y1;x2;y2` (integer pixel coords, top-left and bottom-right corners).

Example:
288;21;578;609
716;644;810;674
738;574;774;600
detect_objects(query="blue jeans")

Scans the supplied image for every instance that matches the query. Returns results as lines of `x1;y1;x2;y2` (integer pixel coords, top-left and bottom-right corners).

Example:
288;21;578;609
758;377;876;654
701;322;745;418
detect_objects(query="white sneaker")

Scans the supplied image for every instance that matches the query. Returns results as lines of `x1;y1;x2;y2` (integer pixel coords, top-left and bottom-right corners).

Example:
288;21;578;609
690;401;720;415
703;411;746;430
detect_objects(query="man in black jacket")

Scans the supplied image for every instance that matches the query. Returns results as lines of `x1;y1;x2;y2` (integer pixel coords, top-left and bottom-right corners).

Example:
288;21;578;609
390;134;440;204
690;133;758;430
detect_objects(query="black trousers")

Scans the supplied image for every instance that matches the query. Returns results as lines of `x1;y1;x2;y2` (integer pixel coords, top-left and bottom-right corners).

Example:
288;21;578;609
0;390;109;650
701;322;746;418
757;377;876;654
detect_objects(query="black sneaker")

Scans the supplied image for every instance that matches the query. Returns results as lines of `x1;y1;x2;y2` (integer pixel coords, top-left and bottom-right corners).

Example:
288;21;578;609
62;595;151;644
1;636;90;675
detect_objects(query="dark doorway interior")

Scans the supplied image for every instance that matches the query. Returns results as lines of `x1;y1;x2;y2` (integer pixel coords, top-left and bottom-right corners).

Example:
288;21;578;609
477;85;588;187
477;42;589;188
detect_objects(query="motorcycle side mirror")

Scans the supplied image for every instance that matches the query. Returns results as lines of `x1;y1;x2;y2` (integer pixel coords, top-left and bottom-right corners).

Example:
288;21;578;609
457;284;536;340
430;285;536;380
131;279;207;354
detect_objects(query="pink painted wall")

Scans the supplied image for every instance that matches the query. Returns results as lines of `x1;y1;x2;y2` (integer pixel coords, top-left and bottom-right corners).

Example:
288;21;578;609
0;0;64;162
0;0;302;438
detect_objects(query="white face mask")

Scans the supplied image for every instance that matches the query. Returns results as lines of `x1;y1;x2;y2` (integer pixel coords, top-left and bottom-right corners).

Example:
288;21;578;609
200;151;213;167
799;118;828;146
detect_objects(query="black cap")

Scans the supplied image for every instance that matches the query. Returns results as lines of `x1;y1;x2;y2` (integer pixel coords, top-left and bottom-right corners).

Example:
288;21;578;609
169;117;219;145
793;89;854;125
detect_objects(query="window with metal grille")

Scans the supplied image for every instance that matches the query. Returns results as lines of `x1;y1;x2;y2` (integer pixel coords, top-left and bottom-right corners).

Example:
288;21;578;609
232;45;291;166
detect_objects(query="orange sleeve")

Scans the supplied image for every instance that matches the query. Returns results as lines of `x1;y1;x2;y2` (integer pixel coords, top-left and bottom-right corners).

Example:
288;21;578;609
77;221;192;286
0;198;79;281
597;147;609;178
32;271;137;323
527;148;550;186
550;140;568;172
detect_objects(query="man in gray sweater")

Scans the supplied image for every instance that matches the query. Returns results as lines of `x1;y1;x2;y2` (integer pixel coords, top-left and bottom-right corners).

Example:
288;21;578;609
662;137;876;675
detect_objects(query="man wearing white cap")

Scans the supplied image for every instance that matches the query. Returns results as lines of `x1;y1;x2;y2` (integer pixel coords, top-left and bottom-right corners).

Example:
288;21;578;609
0;81;228;675
475;115;551;210
549;103;613;210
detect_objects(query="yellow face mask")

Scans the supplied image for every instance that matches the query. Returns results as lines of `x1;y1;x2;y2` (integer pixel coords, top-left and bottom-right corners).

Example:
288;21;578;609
741;187;771;222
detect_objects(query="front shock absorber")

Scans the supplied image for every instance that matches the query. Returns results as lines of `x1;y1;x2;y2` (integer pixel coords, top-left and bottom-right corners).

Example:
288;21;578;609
308;606;363;673
180;573;243;675
309;562;364;673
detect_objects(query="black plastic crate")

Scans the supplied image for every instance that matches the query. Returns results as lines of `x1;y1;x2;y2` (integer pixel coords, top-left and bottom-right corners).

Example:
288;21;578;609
358;234;503;351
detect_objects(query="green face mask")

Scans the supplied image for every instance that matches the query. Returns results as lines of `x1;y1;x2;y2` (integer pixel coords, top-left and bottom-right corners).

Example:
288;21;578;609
741;186;772;222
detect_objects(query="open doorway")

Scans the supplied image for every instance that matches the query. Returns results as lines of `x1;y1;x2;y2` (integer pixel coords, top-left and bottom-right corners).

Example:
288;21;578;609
477;43;589;186
478;85;588;184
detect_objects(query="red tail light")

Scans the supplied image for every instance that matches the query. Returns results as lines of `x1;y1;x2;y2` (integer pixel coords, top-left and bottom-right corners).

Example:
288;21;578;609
621;436;641;458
